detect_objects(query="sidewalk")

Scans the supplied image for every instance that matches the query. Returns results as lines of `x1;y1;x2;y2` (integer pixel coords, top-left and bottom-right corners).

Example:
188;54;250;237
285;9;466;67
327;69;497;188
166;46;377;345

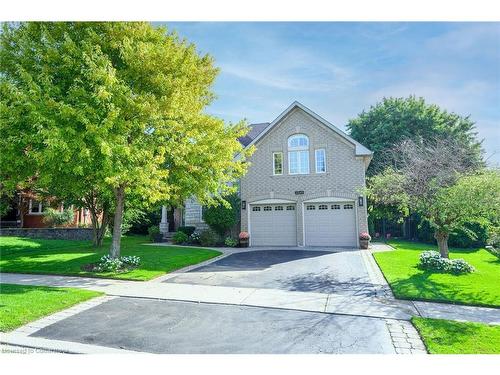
1;272;499;324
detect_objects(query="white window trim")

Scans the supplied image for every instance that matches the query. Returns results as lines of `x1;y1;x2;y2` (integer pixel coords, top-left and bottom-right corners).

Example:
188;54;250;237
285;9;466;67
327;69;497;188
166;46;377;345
315;148;326;173
28;199;43;215
288;134;309;150
288;150;310;175
199;206;205;222
272;152;283;175
288;134;310;175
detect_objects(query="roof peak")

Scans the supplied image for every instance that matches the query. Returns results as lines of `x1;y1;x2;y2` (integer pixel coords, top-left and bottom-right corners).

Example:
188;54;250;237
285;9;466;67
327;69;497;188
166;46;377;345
245;101;373;157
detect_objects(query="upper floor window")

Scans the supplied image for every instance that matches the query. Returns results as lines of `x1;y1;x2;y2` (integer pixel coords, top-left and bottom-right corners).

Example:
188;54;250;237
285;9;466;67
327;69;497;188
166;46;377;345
315;149;326;173
288;134;309;174
273;152;283;175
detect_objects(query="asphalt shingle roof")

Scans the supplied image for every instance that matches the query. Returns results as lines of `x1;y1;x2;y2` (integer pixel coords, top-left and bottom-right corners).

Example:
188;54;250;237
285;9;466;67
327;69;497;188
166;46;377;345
238;122;270;146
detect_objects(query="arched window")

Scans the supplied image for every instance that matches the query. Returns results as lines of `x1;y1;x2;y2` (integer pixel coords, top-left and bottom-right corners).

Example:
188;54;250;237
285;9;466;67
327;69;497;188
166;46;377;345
288;134;310;174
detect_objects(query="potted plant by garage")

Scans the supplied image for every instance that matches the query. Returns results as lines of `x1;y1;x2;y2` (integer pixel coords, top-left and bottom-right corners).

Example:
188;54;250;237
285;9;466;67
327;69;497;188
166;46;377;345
239;231;249;247
359;232;371;249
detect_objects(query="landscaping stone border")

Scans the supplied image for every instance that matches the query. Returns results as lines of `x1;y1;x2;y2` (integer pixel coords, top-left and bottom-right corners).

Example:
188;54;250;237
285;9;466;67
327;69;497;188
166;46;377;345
0;227;93;241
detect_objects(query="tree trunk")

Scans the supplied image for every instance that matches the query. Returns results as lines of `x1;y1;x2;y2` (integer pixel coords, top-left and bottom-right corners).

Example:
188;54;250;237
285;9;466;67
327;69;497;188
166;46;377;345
434;230;450;258
95;208;109;247
110;186;125;259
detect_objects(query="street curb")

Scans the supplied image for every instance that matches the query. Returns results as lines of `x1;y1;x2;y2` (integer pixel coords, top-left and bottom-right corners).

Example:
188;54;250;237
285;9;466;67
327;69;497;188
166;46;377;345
0;333;139;354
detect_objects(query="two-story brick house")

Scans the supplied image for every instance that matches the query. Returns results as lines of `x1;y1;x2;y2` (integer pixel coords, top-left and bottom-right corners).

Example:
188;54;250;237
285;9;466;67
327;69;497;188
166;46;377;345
184;101;372;247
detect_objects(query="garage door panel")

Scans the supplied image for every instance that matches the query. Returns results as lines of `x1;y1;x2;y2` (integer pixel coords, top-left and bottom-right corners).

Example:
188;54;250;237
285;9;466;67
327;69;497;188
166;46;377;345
250;204;296;246
304;203;356;247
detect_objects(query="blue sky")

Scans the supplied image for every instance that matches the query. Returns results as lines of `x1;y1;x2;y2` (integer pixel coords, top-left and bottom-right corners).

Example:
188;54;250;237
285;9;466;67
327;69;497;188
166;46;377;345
163;22;500;164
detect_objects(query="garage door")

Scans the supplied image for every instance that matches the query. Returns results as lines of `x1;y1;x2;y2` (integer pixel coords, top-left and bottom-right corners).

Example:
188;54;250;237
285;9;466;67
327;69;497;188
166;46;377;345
250;204;297;246
304;202;357;247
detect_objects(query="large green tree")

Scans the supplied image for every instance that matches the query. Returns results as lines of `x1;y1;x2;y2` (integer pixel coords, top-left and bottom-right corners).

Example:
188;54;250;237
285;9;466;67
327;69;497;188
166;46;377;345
0;22;250;257
367;137;499;258
347;96;483;176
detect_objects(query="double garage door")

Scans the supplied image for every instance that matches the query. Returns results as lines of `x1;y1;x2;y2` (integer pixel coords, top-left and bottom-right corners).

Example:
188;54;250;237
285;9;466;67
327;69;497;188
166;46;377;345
249;201;357;247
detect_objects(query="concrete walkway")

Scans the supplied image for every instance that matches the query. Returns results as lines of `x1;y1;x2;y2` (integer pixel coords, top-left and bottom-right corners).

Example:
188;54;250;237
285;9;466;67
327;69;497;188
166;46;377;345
1;271;498;325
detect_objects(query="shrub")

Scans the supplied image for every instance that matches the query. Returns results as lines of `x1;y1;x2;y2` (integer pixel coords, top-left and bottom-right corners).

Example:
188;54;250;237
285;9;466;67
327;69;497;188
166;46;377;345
120;207;146;235
94;255;141;273
172;231;189;244
189;232;201;244
224;237;237;247
449;258;475;274
177;226;196;236
359;232;371;240
419;250;452;272
239;231;249;240
202;193;240;236
487;226;500;249
419;250;474;274
128;208;161;235
43;207;74;227
199;229;218;247
148;225;160;242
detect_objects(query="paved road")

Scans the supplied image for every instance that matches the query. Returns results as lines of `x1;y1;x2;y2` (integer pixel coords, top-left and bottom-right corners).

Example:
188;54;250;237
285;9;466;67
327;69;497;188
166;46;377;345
31;297;395;354
165;249;377;297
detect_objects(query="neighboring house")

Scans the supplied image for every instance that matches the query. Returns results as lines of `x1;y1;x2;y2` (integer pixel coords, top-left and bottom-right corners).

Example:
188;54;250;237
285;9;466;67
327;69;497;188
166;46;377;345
185;101;373;248
0;191;91;228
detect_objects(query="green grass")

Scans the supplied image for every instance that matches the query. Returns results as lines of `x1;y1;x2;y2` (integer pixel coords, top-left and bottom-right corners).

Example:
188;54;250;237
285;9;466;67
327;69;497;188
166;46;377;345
0;236;222;281
0;283;102;332
373;240;500;307
412;317;500;354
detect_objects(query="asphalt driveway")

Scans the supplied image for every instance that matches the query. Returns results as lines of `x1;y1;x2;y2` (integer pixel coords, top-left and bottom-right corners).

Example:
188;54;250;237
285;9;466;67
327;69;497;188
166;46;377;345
31;297;395;354
165;249;377;297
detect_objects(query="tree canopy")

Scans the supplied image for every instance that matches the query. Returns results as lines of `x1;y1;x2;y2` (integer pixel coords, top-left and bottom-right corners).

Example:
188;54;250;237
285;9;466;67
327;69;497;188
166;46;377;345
347;96;484;176
202;193;240;236
0;22;251;256
367;137;499;258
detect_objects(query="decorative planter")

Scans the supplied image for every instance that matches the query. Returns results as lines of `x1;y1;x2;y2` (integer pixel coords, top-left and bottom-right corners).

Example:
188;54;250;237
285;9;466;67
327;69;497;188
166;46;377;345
359;239;369;249
239;239;249;248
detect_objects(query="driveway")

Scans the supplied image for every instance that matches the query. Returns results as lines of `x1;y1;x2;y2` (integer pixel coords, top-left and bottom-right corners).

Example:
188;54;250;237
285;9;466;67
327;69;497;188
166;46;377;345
165;249;377;297
5;247;423;354
31;297;395;354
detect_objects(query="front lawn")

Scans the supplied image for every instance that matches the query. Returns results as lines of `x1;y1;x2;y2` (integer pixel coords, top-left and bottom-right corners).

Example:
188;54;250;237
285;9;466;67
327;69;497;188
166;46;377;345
373;240;500;307
412;317;500;354
0;283;102;331
0;236;221;281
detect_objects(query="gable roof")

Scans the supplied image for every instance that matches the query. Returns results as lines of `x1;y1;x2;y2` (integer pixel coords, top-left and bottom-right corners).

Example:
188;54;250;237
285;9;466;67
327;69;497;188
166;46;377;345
244;101;373;157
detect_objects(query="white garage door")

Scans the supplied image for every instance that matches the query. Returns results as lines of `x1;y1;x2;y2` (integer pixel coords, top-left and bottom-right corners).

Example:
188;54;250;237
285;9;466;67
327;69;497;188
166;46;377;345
304;202;357;247
250;204;297;246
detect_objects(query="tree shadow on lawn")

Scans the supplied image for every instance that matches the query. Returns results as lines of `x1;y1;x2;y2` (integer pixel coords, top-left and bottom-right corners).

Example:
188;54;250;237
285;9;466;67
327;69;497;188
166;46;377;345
390;270;496;307
413;318;483;351
1;240;219;280
389;240;483;255
0;237;93;256
0;252;102;275
0;283;76;295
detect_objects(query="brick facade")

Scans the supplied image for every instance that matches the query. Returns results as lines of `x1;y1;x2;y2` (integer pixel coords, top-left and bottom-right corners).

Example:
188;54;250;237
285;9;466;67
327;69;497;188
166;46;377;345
185;103;371;246
240;107;369;246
